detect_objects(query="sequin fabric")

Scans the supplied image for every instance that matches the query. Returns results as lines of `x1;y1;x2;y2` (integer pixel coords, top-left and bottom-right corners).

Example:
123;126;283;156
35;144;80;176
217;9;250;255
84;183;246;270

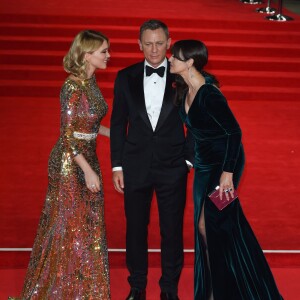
11;75;110;299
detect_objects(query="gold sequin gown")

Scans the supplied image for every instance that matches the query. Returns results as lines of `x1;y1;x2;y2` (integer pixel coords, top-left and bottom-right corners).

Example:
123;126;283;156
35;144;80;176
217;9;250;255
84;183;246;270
12;75;111;299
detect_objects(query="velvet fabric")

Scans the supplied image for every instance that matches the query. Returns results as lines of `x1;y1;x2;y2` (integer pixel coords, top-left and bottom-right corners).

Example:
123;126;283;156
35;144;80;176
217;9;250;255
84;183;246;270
179;80;283;299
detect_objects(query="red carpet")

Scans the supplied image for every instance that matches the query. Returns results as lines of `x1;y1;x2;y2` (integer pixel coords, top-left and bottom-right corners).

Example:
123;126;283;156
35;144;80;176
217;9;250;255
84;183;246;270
0;0;300;297
1;267;300;299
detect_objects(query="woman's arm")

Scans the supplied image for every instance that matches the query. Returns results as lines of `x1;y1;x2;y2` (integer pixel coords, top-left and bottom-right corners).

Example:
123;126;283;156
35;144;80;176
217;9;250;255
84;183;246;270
204;88;242;173
74;154;100;193
61;82;99;193
98;125;110;137
204;87;242;199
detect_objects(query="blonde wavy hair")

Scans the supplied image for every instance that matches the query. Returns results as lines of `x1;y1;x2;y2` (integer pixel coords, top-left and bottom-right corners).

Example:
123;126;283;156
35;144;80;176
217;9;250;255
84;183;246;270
63;30;109;79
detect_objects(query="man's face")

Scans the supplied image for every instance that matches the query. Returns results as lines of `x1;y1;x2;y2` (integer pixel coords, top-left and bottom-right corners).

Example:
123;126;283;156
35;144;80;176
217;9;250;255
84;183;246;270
138;28;171;68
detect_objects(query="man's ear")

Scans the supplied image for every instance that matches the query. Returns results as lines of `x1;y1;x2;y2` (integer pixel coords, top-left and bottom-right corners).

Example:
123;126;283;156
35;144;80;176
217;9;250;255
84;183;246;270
167;38;171;50
138;39;143;51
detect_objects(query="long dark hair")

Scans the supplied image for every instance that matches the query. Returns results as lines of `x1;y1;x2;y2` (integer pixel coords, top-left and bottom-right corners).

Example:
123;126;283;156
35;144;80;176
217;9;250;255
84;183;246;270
171;40;219;105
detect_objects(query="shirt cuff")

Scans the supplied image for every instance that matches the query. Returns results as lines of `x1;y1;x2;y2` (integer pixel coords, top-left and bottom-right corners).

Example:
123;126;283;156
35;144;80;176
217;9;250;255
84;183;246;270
185;160;193;169
112;166;123;171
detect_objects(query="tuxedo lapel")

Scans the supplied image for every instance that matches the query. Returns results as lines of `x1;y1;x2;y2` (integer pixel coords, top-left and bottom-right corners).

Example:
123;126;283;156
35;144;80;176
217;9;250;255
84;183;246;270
129;63;152;130
155;65;175;132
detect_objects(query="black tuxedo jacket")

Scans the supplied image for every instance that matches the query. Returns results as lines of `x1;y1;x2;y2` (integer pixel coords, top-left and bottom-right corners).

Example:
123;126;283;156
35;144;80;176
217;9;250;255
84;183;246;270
110;61;194;183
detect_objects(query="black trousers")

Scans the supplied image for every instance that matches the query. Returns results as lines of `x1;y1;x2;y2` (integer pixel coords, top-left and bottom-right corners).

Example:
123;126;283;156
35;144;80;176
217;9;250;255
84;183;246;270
124;165;188;294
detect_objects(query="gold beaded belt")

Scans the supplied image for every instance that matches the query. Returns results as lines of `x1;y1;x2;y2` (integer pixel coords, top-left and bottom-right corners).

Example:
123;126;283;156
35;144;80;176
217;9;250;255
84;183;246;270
73;131;97;140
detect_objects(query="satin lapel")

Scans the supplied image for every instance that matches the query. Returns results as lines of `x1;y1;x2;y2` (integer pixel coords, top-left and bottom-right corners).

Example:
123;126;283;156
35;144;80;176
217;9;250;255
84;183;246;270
129;64;152;130
155;67;175;132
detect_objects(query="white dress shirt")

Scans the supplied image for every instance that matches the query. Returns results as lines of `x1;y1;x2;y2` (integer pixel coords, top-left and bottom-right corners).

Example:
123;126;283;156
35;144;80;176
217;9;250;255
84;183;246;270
144;59;167;131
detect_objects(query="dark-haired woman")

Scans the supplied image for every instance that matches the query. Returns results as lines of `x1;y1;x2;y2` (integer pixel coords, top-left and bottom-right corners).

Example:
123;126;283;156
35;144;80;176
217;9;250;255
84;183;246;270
9;30;111;299
169;40;283;300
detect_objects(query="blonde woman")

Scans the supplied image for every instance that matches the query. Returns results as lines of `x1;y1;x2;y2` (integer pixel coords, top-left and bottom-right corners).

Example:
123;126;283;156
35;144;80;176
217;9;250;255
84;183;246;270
10;30;111;299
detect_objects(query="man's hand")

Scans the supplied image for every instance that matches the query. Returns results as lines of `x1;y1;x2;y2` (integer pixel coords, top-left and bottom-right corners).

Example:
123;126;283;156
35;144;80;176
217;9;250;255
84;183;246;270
113;170;124;193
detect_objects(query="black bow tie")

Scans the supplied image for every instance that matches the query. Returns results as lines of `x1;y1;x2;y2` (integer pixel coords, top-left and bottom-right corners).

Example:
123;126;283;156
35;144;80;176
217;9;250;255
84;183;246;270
145;65;165;77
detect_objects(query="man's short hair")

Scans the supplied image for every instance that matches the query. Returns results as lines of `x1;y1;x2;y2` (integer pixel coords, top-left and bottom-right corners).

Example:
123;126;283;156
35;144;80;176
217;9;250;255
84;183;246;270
139;19;169;40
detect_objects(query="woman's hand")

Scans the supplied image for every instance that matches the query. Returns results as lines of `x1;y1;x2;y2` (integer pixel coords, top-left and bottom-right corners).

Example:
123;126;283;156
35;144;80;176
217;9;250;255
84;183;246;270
84;169;100;193
219;171;234;201
73;153;100;193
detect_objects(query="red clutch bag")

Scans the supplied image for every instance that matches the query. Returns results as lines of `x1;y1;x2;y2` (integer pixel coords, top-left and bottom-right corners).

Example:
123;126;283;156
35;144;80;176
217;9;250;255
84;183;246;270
208;186;238;211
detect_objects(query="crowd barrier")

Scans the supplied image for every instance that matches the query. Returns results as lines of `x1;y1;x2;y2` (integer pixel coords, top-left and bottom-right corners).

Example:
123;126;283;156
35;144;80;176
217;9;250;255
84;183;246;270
241;0;294;21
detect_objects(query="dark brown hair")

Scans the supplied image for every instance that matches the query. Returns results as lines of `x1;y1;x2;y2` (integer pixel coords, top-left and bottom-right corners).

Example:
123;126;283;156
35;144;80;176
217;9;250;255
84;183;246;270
171;40;219;105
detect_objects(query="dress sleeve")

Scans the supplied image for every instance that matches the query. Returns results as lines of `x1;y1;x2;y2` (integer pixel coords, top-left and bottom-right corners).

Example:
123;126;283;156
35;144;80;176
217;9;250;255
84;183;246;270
204;87;242;172
60;82;82;158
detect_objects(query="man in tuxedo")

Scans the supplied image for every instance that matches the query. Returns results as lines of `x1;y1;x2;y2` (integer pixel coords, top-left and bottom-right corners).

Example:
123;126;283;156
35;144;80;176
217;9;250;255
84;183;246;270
110;19;194;300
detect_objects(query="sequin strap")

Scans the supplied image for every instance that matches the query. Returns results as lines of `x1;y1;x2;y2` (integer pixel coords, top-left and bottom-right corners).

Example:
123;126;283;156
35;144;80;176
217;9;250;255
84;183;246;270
73;131;97;140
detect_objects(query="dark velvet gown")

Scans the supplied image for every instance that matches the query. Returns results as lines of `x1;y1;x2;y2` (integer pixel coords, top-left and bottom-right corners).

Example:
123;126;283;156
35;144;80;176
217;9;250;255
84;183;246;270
179;80;283;300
